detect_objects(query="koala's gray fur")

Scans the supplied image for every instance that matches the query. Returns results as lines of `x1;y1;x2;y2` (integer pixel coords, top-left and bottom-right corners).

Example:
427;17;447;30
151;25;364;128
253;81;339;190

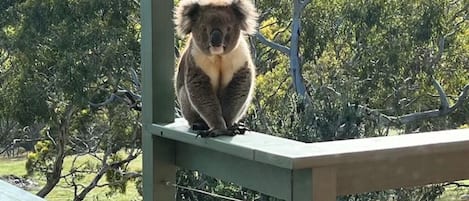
174;0;258;137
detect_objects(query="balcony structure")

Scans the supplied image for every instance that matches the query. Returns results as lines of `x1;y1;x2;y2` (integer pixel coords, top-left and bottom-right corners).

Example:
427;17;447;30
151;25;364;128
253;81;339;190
140;0;469;200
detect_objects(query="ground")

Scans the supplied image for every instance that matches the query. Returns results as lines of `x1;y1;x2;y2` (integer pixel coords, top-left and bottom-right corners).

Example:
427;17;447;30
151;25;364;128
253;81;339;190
0;155;142;201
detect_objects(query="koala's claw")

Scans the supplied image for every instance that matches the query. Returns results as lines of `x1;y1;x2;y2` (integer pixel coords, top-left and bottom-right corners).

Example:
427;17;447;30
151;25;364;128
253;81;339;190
228;122;249;135
195;123;249;138
196;129;231;138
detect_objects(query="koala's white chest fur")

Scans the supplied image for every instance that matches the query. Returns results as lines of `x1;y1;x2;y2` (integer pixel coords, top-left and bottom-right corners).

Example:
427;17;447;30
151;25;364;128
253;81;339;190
191;38;251;92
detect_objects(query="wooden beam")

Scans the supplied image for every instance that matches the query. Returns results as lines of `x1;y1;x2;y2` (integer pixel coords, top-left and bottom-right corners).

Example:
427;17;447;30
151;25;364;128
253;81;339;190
143;133;176;201
336;150;469;195
152;119;469;169
141;0;174;125
174;141;294;200
141;0;175;199
289;129;469;168
312;167;337;201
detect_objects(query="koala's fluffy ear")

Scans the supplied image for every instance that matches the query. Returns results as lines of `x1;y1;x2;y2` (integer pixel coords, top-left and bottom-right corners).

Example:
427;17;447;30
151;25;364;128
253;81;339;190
174;0;200;37
231;0;258;35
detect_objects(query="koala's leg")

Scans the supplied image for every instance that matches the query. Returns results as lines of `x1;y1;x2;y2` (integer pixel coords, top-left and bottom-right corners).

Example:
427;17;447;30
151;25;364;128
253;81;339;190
178;87;209;131
219;65;253;133
185;66;228;135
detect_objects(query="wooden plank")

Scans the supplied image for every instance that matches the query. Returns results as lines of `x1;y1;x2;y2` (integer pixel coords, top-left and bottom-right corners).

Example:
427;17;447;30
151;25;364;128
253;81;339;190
175;141;293;200
336;150;469;195
141;0;175;199
0;180;45;201
150;119;301;168
312;168;337;201
141;0;174;125
290;169;313;201
152;120;469;170
143;134;177;201
289;128;469;168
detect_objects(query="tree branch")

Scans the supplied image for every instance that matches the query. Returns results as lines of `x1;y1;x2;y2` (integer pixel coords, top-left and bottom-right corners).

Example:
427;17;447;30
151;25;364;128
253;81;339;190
0;138;44;155
130;68;141;90
255;32;290;55
37;105;76;197
431;78;450;110
443;182;469;188
358;83;469;126
89;89;141;111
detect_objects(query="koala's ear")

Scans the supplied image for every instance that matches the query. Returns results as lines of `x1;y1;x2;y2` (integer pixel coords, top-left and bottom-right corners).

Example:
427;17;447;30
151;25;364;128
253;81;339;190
174;1;200;37
231;0;258;35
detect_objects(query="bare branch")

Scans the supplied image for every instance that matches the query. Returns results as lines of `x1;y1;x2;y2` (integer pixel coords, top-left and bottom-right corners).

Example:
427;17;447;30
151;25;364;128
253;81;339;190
431;78;450;110
89;94;120;108
358;83;469;126
444;182;469;188
37;105;76;197
0;138;44;155
89;89;141;111
452;84;469;110
299;0;312;9
130;68;141;90
255;32;290;55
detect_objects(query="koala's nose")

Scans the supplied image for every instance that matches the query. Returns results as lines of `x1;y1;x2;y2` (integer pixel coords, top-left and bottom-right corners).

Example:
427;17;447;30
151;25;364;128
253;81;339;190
210;29;223;47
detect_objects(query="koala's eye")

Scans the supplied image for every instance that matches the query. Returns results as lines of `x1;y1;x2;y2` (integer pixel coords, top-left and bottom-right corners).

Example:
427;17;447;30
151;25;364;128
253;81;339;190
227;26;232;32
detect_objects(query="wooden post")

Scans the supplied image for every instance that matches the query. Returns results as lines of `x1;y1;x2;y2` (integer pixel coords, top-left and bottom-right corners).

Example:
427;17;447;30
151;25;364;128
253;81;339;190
141;0;175;199
290;169;313;201
312;167;337;201
143;134;176;201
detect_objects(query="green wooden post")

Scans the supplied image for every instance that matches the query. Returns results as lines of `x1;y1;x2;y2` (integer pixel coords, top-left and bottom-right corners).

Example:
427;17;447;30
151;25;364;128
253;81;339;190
290;169;313;201
141;0;175;199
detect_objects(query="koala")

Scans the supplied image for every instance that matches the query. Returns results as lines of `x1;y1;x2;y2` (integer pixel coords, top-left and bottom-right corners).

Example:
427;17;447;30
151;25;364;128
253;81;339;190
174;0;258;137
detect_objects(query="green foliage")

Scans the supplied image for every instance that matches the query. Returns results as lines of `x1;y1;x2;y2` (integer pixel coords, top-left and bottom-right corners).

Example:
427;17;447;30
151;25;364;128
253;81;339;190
26;140;54;176
105;154;127;194
1;0;142;199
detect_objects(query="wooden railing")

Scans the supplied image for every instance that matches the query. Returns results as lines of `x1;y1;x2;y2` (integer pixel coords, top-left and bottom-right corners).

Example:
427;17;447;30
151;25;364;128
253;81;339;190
144;119;469;201
140;0;469;200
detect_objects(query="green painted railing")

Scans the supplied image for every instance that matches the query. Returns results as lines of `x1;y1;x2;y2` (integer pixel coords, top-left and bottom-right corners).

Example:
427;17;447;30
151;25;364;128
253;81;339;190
140;0;469;200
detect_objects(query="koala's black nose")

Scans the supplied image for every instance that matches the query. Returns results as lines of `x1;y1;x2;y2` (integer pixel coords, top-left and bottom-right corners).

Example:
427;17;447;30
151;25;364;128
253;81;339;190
210;29;223;47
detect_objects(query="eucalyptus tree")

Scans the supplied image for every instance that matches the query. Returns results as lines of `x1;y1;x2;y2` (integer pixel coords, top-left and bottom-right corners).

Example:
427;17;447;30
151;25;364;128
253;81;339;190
1;0;142;200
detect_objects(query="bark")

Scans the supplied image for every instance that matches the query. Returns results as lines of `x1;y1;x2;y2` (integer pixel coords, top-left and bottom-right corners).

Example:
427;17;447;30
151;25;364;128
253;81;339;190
359;83;469;126
255;0;312;102
37;105;76;197
73;152;140;201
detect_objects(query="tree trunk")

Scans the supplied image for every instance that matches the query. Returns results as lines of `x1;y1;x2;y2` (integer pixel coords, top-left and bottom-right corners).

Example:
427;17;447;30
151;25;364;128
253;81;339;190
37;105;75;197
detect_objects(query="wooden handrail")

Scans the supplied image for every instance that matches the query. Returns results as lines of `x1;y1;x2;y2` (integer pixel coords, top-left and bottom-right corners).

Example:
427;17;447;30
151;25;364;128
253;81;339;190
147;118;469;200
152;119;469;167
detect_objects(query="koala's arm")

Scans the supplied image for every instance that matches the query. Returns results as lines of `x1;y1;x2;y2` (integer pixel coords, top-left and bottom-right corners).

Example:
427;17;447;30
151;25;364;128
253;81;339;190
220;62;254;126
185;62;227;130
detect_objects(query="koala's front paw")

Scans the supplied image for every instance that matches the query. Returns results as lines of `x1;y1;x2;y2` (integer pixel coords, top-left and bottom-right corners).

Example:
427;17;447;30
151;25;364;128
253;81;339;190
196;129;232;137
196;123;249;137
191;122;209;131
228;122;249;135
